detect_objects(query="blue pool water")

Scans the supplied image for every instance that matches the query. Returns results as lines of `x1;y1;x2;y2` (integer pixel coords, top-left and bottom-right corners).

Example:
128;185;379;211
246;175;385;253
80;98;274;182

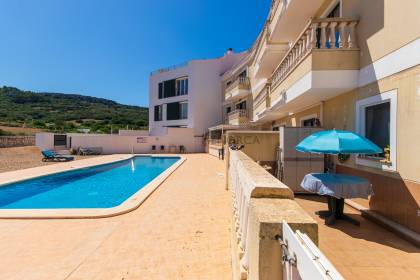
0;156;180;209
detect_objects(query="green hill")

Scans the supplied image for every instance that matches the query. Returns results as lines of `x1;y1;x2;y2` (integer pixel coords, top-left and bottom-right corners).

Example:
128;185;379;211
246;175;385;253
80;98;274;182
0;86;148;134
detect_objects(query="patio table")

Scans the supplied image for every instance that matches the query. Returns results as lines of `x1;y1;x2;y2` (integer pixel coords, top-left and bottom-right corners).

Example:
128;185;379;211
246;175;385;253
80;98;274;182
301;173;372;199
301;173;373;226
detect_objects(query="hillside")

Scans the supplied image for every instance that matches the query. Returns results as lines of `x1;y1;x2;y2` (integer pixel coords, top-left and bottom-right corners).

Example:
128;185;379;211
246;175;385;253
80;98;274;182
0;86;148;134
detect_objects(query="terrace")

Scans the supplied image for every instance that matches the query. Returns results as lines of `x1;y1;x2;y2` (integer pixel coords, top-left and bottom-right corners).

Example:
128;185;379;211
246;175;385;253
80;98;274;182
0;154;231;279
0;152;419;279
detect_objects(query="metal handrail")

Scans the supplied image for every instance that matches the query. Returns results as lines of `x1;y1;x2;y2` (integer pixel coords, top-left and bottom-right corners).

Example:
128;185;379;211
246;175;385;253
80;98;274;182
150;61;189;76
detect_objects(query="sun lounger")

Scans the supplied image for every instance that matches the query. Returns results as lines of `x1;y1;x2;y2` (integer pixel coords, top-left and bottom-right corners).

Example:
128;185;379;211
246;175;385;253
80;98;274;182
78;147;103;155
41;149;74;162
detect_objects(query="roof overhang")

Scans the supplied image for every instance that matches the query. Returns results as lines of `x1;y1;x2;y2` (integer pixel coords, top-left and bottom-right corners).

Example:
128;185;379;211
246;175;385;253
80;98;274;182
269;0;325;42
253;41;289;79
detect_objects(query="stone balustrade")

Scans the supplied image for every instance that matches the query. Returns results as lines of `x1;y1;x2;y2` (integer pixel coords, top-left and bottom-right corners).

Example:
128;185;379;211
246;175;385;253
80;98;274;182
227;150;318;280
228;109;248;119
226;76;251;94
253;84;271;109
227;109;249;125
271;18;359;90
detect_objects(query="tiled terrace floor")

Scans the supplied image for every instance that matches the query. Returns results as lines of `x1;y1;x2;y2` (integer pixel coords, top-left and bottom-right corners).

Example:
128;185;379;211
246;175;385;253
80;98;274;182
0;154;231;280
295;195;420;280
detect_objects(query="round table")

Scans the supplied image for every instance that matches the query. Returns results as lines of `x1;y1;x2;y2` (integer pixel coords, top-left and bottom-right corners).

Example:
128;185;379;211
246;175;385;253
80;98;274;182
301;173;373;226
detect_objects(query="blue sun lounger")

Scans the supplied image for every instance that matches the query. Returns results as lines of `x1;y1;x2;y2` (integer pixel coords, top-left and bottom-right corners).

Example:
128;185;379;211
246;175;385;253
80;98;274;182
41;149;74;162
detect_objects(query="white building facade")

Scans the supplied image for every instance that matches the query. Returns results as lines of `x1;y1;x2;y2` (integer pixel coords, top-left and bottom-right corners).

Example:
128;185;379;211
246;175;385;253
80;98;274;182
148;49;246;151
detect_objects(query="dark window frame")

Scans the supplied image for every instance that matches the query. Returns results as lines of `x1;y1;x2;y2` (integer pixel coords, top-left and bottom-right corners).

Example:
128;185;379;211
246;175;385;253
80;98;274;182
154;105;163;121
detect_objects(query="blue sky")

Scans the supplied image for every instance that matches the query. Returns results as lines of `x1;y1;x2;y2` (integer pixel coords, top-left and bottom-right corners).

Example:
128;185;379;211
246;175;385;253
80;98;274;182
0;0;271;107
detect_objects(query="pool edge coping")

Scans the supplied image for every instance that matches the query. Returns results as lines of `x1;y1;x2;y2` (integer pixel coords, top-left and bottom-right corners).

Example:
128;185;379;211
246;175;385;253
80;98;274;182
0;154;186;219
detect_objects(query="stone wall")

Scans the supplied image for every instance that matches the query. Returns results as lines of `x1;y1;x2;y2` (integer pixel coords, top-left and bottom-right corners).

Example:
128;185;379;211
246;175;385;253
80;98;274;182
0;136;36;148
227;150;318;280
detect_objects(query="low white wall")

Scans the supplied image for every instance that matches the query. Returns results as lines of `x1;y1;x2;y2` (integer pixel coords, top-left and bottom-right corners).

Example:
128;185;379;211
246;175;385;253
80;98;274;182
36;128;204;154
35;133;55;150
118;130;149;136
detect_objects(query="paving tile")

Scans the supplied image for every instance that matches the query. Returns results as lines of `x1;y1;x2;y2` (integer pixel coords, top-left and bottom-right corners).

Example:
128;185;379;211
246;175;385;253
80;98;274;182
295;195;420;280
0;154;232;279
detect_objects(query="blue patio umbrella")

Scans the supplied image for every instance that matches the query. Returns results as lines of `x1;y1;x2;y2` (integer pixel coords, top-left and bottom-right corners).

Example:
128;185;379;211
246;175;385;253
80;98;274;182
296;130;381;226
296;130;382;154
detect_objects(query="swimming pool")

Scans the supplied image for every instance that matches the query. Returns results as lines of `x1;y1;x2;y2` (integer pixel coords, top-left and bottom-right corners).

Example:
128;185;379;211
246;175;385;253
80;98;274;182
0;156;180;209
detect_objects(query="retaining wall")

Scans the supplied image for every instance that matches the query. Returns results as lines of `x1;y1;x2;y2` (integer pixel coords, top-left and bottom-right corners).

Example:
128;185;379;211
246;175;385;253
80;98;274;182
0;136;36;148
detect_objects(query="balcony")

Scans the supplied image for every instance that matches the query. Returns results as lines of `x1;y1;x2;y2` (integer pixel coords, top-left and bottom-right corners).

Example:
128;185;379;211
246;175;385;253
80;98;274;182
226;109;249;125
251;25;289;79
224;77;251;102
260;18;360;122
252;83;271;122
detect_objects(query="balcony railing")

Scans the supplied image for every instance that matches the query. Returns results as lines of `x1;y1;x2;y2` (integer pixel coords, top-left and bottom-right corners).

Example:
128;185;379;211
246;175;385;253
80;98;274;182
225;76;250;94
228;109;248;118
271;18;359;90
150;61;188;76
225;109;249;125
253;83;271;108
208;138;223;145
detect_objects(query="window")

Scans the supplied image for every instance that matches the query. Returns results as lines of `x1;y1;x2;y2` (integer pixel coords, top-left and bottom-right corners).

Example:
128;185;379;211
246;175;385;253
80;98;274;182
236;100;247;110
154;105;162;121
300;114;321;127
238;70;247;78
365;102;390;157
356;90;397;171
158;77;188;99
303;118;317;127
226;106;232;114
319;1;341;48
327;2;340;18
166;101;188;120
180;102;188;119
163;79;176;98
176;78;188;96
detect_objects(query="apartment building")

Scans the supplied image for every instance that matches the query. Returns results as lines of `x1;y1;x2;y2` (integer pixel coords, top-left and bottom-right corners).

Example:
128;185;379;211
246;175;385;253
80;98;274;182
149;49;246;151
152;0;419;234
242;0;420;234
221;53;254;126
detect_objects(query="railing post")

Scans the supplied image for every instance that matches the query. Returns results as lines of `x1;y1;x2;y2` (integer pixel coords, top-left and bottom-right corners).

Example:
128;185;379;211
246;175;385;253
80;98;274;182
338;21;348;48
298;39;304;60
328;21;338;49
309;22;318;49
348;21;358;48
304;29;311;52
319;22;329;49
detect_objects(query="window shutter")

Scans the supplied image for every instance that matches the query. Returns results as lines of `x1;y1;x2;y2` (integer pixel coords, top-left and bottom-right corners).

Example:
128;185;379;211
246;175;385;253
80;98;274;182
166;102;180;120
164;79;176;98
158;83;163;99
154;105;161;121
